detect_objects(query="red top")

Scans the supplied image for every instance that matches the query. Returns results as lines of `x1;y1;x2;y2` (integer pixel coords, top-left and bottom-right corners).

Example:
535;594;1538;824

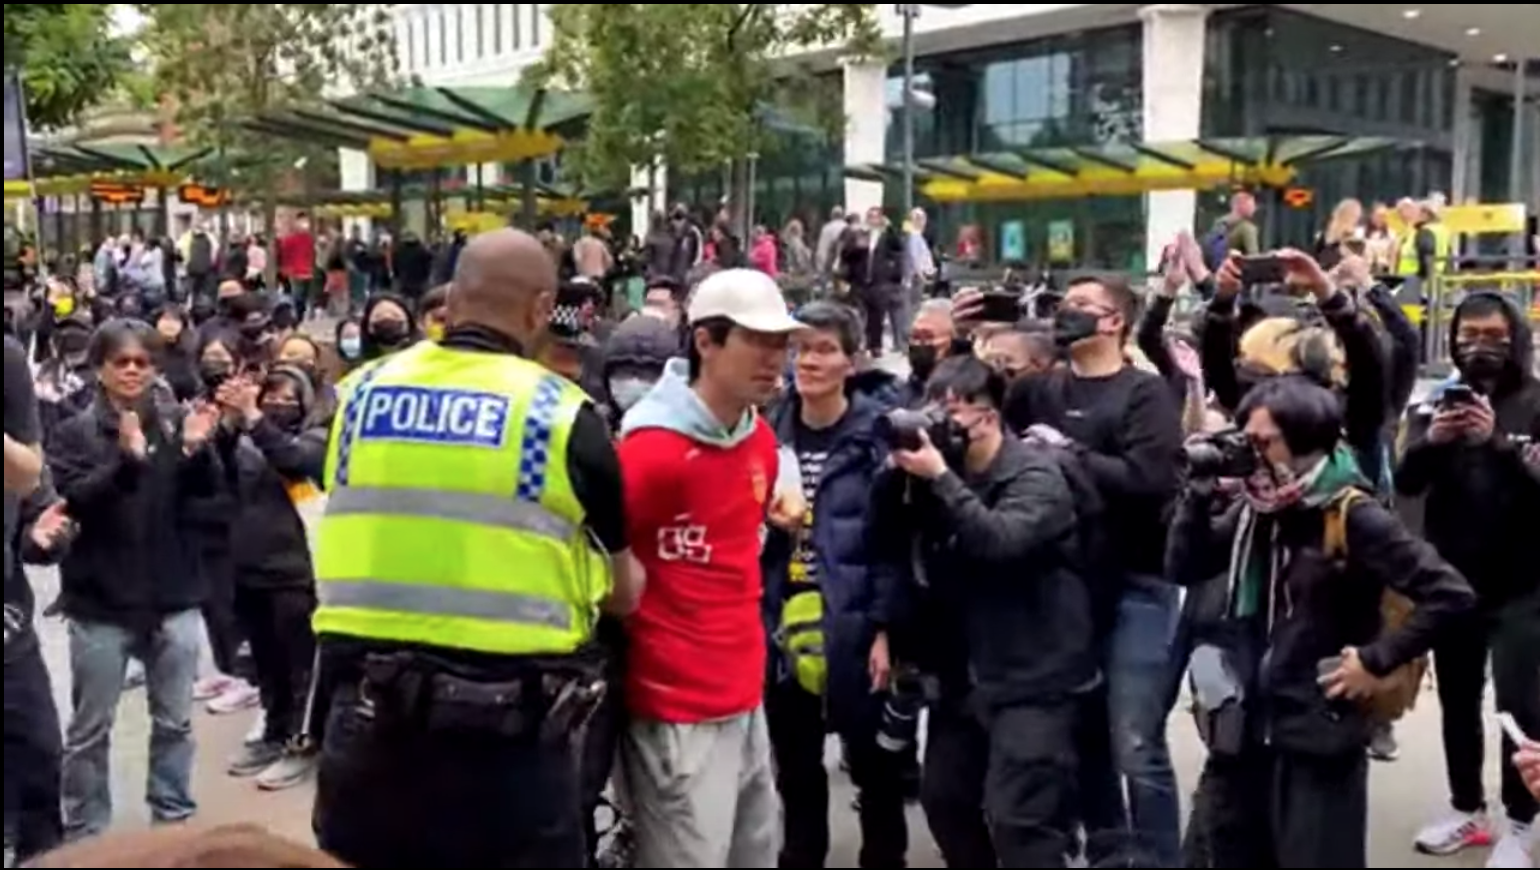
618;421;778;723
276;231;315;279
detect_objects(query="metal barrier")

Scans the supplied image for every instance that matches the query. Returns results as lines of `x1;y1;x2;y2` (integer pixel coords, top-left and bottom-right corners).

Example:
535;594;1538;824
1409;257;1539;373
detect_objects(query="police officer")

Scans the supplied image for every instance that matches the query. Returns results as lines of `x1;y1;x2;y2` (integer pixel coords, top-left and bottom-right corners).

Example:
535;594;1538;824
310;228;643;869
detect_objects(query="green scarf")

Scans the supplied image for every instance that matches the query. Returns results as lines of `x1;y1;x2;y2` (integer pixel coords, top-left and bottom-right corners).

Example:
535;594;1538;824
1231;445;1368;619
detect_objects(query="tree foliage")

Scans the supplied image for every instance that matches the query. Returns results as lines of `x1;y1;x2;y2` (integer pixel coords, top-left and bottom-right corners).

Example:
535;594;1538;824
137;3;403;202
529;4;881;192
3;3;131;130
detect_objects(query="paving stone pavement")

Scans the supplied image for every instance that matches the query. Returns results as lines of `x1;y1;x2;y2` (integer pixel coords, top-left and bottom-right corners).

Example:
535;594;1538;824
26;551;1520;867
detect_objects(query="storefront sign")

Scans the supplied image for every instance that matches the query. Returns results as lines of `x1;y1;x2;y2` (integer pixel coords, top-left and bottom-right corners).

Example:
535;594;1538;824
90;181;145;205
178;184;228;207
1047;219;1075;263
1000;219;1026;262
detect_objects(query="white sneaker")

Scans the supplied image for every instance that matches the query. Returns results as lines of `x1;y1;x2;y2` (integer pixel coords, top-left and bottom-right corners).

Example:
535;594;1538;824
207;681;261;715
256;750;316;791
1415;809;1494;856
1485;820;1534;869
243;710;267;746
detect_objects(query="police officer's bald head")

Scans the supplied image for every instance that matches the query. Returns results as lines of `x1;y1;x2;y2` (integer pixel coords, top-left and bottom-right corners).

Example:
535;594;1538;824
448;228;557;347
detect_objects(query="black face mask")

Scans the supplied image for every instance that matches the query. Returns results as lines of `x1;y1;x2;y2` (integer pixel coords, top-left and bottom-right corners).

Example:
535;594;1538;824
1052;308;1101;348
370;321;410;348
907;344;939;384
1456;341;1510;381
261;403;304;432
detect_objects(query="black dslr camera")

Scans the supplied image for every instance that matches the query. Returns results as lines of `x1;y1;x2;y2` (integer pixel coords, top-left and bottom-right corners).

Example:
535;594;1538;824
1183;429;1258;479
875;406;968;456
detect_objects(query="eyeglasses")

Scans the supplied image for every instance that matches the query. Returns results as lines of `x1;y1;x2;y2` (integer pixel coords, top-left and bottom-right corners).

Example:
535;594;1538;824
109;355;152;371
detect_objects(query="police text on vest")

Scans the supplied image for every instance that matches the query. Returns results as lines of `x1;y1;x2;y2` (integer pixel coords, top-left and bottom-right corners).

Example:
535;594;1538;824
358;386;510;448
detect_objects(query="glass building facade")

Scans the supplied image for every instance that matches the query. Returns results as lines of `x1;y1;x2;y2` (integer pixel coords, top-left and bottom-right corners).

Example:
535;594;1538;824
661;7;1527;268
883;24;1146;270
1201;6;1458;246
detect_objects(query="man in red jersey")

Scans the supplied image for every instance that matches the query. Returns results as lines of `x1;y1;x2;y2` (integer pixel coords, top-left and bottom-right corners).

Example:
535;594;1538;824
616;268;805;867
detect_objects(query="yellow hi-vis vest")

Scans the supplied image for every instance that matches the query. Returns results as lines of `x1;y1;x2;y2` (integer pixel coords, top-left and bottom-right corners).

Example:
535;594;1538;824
313;341;610;656
1396;222;1452;277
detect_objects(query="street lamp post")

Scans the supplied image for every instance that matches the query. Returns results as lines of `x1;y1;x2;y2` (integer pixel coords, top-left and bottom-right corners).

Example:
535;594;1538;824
1509;59;1527;262
899;4;918;218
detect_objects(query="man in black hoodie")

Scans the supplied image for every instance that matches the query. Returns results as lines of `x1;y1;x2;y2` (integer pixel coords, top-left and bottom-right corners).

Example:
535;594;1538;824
1398;291;1540;865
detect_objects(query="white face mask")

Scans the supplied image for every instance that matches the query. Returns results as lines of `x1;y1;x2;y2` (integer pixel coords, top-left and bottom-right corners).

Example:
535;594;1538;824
609;377;654;412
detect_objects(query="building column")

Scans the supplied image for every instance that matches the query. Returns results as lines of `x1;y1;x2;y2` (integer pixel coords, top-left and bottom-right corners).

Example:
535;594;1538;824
1139;3;1210;270
1450;66;1477;203
842;58;888;216
630;162;668;238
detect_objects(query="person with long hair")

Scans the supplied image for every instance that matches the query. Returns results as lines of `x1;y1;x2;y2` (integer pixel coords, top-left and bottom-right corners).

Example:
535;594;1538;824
1314;198;1364;271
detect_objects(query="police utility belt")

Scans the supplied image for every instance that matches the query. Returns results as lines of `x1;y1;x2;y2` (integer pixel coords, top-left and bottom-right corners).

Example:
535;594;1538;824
359;651;606;743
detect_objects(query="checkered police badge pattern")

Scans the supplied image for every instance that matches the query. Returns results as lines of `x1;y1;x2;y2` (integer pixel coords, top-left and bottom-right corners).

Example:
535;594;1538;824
550;303;583;335
332;362;391;488
515;374;566;503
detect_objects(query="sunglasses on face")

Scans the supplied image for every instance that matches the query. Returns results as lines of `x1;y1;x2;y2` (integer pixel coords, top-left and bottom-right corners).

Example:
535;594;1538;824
109;355;152;371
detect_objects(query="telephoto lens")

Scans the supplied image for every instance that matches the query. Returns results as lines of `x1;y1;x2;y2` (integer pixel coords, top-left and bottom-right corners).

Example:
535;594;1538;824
875;670;925;753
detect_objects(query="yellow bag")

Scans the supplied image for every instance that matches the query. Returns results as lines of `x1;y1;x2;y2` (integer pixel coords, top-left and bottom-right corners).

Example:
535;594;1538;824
1323;489;1427;723
779;590;827;697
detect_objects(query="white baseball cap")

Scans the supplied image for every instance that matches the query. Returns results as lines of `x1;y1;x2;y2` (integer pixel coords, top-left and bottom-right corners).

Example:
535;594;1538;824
686;268;804;333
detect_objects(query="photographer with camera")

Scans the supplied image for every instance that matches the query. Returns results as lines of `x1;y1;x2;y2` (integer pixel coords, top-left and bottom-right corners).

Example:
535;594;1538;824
1168;376;1472;868
869;355;1095;868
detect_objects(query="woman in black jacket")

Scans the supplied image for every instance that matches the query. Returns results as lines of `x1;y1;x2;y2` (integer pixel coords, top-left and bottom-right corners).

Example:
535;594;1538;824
153;306;200;402
48;318;223;839
1167;377;1473;868
213;364;329;792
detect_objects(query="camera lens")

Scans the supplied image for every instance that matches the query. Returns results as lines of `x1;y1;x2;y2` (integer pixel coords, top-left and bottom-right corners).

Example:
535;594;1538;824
876;692;923;753
875;408;930;452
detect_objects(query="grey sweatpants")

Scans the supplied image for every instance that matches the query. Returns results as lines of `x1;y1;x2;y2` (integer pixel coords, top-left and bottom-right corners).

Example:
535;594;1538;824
620;706;780;868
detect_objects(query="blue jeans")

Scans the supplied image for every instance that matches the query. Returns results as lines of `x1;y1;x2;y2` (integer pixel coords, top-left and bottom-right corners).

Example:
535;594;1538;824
1084;577;1183;866
61;610;200;839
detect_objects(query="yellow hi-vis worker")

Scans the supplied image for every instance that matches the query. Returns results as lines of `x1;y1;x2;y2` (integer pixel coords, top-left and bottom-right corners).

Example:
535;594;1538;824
1395;203;1452;279
313;339;610;654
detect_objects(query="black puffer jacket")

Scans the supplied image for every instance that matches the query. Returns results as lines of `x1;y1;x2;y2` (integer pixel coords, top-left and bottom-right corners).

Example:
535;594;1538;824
50;395;221;628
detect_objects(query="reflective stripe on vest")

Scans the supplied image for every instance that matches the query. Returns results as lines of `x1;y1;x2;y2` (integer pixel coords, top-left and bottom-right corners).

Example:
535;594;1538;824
319;578;572;631
313;343;607;656
325;485;577;540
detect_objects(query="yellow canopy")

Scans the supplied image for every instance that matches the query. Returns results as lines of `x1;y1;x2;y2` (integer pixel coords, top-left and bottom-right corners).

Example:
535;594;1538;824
245;86;589;173
846;135;1404;203
27;171;188;197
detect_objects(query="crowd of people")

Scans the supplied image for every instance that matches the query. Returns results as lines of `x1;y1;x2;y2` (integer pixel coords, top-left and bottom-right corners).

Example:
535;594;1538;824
2;189;1538;870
